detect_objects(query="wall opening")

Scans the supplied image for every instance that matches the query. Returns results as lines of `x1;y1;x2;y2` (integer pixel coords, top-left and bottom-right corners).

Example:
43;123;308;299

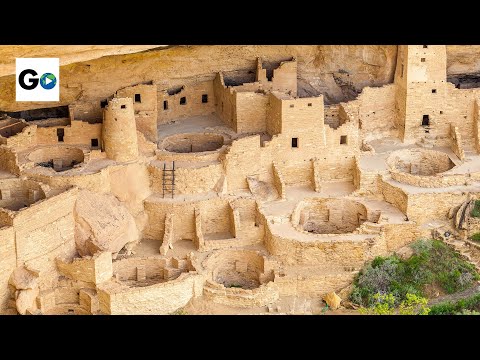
91;138;99;148
432;89;437;93
421;58;426;63
422;115;430;126
6;105;69;121
180;97;186;105
289;104;294;108
202;94;208;103
134;94;141;103
266;69;274;81
340;135;347;145
291;138;298;148
423;45;428;48
401;64;404;77
100;100;108;108
163;100;168;110
57;128;64;142
121;105;127;109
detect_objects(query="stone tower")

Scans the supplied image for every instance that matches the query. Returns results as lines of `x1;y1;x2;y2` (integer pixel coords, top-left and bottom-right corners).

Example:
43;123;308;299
394;45;447;142
103;97;139;162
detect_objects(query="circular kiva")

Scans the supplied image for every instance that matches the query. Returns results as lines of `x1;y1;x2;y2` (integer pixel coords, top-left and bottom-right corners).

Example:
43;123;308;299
161;133;224;153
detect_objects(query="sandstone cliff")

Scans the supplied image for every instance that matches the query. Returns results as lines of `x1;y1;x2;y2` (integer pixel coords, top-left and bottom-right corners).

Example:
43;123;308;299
1;45;479;112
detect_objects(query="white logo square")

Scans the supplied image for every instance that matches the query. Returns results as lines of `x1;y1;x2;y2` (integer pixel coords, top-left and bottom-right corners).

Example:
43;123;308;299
16;58;59;102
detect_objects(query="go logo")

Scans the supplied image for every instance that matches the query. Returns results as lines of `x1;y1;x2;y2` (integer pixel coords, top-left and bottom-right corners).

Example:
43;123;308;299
16;58;59;102
18;70;57;90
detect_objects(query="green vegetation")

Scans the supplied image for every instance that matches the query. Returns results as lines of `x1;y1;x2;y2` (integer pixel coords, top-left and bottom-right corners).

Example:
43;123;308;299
429;293;480;315
359;293;430;315
350;239;479;307
170;308;188;315
471;233;480;243
471;200;480;218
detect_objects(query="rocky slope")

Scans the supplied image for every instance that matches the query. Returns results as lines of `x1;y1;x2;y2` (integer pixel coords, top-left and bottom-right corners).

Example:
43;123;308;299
1;45;479;112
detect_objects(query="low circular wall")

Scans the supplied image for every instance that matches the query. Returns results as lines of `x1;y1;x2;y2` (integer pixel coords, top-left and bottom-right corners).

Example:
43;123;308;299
202;250;278;307
387;149;464;188
161;133;224;153
28;146;85;172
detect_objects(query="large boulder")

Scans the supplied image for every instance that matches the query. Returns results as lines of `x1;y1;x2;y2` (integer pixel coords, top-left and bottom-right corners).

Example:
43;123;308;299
323;292;342;310
74;190;140;257
9;267;39;315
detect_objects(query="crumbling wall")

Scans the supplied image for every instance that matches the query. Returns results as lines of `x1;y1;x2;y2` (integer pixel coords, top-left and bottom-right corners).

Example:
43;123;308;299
0;178;46;211
97;272;203;315
116;84;158;142
56;252;113;285
265;223;373;267
149;161;223;195
12;188;78;289
379;178;409;215
36;121;102;148
0;226;15;313
223;135;271;191
70;102;103;123
266;92;282;136
474;98;480;153
158;81;215;124
450;124;465;161
213;73;236;129
256;57;298;96
144;197;231;243
3;125;37;150
0;146;20;175
406;191;469;224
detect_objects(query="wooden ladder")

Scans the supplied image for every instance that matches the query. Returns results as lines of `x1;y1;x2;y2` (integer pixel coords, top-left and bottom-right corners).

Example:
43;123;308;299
162;161;175;199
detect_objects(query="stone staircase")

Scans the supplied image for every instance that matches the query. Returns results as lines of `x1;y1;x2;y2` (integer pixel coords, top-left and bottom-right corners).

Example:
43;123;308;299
357;222;383;235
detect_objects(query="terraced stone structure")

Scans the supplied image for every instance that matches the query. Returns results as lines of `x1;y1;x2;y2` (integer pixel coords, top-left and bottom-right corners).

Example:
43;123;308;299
2;45;480;315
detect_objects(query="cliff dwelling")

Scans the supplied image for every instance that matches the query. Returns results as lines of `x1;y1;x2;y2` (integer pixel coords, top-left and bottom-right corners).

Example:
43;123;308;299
2;45;480;315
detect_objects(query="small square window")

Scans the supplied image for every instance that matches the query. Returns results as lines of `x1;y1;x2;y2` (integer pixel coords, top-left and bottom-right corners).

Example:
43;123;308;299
202;94;208;103
432;89;437;93
180;97;186;105
163;100;168;110
308;103;312;107
134;94;141;103
421;58;426;62
100;100;108;108
423;45;428;48
440;111;443;114
291;138;298;148
91;138;99;147
422;115;430;126
340;135;347;145
290;104;294;108
121;105;126;109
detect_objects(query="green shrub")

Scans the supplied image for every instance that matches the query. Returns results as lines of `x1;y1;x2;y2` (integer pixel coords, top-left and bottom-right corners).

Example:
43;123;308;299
471;200;480;218
471;233;480;242
360;293;430;315
429;293;480;315
455;309;480;315
350;239;479;307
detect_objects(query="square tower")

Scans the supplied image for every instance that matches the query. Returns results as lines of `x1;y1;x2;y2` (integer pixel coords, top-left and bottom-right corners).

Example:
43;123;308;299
394;45;447;142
